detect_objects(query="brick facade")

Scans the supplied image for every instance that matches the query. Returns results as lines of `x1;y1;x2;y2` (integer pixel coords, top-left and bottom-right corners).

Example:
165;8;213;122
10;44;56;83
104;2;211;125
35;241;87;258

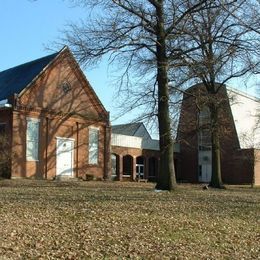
177;84;259;185
0;47;111;180
111;145;160;181
1;50;259;185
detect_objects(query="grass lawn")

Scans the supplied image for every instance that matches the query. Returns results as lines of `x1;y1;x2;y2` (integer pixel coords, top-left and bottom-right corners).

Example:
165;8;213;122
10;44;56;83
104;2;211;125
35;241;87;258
0;180;259;259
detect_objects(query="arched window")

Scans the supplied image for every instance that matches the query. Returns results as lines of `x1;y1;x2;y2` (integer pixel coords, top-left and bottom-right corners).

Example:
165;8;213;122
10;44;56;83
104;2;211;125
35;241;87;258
123;155;133;177
111;154;119;177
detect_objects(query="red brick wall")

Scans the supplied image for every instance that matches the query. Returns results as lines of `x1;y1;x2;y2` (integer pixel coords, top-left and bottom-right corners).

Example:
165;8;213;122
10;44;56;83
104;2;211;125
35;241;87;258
111;145;160;181
177;84;254;184
10;49;110;179
11;110;108;179
224;149;254;184
19;51;104;120
112;146;159;158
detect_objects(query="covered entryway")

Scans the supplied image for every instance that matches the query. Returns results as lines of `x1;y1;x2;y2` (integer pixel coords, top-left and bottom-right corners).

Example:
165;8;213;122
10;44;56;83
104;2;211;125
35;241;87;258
56;138;74;177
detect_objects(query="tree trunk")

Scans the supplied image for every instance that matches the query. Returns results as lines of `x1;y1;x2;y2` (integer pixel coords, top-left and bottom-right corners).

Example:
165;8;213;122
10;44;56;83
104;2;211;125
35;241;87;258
155;65;176;190
155;1;176;191
210;103;224;188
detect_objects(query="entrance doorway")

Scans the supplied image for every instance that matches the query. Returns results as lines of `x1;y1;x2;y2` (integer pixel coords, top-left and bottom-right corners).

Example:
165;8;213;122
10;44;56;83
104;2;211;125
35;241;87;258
198;150;212;182
56;138;74;177
136;156;144;179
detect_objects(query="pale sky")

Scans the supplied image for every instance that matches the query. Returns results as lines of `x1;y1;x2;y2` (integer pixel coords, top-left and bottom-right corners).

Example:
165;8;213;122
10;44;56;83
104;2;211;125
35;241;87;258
0;0;133;124
0;0;258;132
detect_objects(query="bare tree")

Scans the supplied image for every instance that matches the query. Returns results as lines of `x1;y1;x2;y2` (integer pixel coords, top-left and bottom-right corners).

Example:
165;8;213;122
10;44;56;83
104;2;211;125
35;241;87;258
179;0;260;188
60;0;209;190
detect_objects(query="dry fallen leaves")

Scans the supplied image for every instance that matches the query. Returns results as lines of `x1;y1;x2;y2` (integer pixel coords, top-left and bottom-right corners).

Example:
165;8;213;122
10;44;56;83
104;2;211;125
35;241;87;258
0;180;259;259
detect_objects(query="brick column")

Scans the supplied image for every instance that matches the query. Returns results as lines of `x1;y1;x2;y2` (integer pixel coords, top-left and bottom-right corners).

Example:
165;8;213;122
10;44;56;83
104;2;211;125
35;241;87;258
103;124;111;180
119;155;123;181
132;156;136;181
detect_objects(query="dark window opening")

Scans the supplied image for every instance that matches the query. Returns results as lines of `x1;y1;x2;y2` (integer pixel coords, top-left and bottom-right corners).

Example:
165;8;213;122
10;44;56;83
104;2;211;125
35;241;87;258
61;82;71;94
199;165;202;177
123;155;133;176
0;124;6;135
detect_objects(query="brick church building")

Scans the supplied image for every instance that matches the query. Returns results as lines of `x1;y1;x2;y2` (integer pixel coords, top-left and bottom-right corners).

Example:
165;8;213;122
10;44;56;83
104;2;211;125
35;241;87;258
0;48;259;185
176;84;260;185
0;47;111;180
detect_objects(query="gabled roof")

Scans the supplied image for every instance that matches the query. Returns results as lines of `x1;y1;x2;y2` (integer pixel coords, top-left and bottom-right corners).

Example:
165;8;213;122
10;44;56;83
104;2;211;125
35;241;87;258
0;47;109;117
0;51;60;101
111;122;160;151
112;123;143;136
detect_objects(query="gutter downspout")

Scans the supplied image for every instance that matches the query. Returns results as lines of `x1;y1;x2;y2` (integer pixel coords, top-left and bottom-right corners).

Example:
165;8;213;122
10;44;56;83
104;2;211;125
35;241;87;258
45;117;49;179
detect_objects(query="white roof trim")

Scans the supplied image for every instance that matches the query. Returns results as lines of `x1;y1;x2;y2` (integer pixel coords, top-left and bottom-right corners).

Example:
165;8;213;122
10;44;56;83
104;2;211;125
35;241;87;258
0;99;8;105
0;99;12;108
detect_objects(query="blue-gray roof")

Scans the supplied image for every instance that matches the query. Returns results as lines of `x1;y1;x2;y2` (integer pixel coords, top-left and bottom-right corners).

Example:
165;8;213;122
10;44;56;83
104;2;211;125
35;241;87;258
0;52;59;101
112;123;143;136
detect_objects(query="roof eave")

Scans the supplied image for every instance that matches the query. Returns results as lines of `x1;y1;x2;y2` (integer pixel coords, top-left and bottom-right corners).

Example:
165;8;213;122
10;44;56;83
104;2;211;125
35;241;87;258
17;46;68;98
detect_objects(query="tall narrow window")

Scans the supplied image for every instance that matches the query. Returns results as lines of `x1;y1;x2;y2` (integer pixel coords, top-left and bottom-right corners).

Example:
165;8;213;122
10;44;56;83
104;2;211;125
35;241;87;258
198;107;211;150
198;129;211;150
199;106;211;127
26;118;40;161
89;127;99;164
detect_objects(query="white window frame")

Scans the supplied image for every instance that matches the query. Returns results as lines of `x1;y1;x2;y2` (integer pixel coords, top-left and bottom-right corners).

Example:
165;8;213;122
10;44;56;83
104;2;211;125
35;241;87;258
26;118;40;161
88;127;99;165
